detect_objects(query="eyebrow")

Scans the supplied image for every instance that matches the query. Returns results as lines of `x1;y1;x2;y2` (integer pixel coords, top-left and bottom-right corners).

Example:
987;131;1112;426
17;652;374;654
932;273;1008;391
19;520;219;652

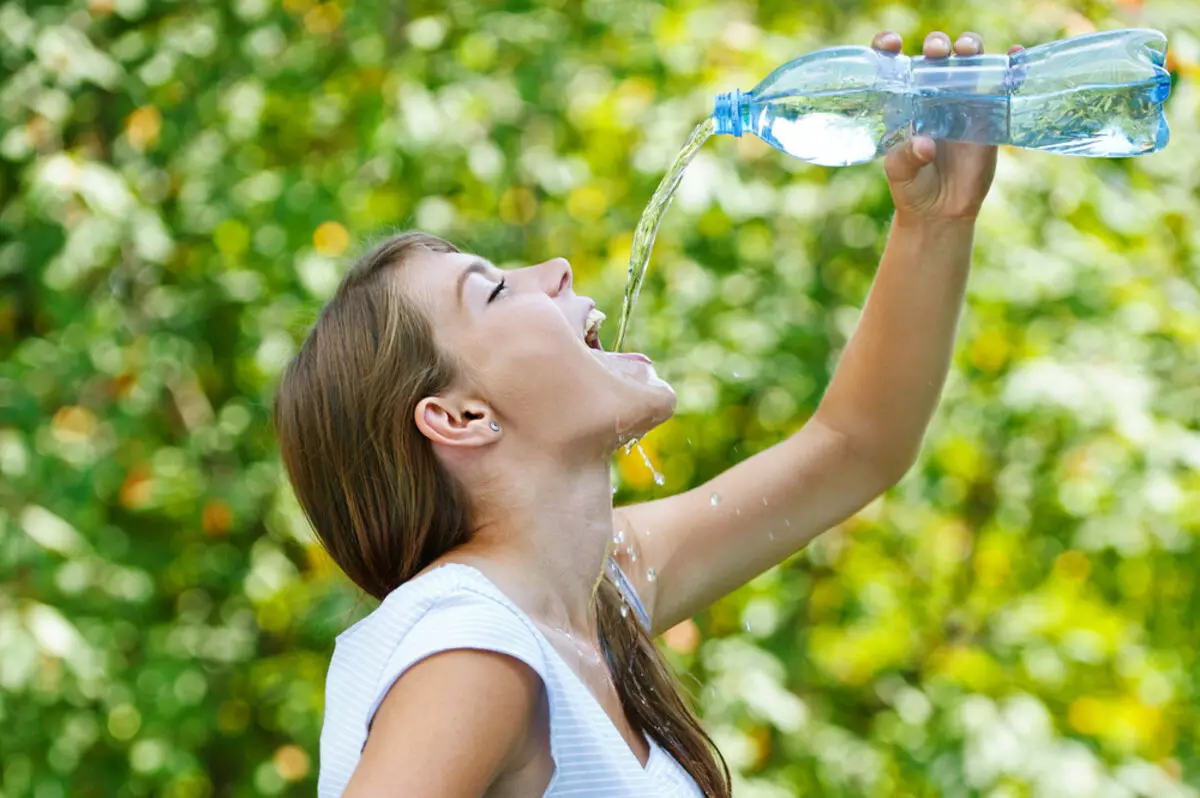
455;260;491;307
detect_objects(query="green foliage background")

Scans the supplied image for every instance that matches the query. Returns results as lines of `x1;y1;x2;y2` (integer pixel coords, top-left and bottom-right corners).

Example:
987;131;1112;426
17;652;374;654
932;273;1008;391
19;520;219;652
2;0;1199;795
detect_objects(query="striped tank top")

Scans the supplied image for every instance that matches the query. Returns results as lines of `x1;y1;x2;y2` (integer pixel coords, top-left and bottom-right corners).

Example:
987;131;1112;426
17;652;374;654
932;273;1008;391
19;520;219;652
318;562;705;797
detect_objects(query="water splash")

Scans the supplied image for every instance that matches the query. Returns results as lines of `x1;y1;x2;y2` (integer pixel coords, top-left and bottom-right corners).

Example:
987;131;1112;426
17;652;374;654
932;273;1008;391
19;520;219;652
634;441;665;486
620;604;630;619
709;492;721;507
614;529;626;545
613;117;717;353
646;568;657;583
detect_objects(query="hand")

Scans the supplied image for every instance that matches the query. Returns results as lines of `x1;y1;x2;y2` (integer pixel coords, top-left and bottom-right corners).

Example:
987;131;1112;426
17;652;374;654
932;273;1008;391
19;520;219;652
871;30;1024;222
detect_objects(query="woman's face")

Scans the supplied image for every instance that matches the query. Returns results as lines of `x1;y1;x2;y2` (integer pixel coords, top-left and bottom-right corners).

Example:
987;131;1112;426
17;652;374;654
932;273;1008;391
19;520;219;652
402;248;675;454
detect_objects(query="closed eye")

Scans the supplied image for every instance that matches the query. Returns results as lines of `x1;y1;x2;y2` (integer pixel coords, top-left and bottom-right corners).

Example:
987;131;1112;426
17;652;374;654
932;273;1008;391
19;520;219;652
487;278;507;304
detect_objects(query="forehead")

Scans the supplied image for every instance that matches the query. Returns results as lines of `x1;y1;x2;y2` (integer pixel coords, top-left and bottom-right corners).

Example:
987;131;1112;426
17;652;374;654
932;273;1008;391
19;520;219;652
399;249;480;309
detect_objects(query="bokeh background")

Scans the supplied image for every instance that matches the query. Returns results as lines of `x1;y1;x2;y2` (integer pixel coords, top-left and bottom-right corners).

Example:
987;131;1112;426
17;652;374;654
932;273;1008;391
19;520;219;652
2;0;1199;795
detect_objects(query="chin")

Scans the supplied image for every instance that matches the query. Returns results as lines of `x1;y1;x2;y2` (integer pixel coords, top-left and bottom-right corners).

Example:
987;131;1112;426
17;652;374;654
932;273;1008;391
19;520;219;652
611;382;676;447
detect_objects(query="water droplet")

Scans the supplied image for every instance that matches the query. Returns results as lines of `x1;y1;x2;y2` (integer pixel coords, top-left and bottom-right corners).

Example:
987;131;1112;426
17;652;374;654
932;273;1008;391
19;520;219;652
744;621;752;632
762;496;769;506
635;442;665;486
735;508;741;516
611;483;618;495
733;371;740;378
784;519;791;527
646;568;657;582
768;532;776;541
686;438;693;447
709;492;721;507
614;529;626;545
630;548;639;562
620;605;630;618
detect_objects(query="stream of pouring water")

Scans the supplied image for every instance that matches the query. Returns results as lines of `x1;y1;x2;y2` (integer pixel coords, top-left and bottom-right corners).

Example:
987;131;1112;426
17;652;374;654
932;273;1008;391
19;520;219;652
612;116;716;353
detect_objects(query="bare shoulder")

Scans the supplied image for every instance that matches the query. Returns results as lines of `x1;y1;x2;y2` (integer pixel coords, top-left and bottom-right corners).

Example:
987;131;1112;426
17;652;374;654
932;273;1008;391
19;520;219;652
344;649;546;798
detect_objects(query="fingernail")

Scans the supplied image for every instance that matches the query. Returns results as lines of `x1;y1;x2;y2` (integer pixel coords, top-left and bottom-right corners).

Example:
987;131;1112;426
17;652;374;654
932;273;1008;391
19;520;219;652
955;36;974;50
881;33;900;46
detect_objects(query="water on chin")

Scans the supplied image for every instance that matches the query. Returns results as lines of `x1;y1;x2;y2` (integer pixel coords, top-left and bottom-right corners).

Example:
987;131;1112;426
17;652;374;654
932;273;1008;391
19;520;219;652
593;347;672;390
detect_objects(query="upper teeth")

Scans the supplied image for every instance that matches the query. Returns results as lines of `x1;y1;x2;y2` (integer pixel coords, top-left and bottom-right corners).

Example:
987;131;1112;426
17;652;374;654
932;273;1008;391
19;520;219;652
585;308;605;338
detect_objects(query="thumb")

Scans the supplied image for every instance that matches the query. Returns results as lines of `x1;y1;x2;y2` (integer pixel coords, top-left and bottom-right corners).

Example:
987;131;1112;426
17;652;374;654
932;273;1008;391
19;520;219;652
885;136;936;184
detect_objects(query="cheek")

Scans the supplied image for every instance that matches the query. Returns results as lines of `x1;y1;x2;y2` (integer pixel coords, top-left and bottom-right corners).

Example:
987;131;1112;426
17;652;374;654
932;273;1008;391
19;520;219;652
472;308;590;394
498;304;578;359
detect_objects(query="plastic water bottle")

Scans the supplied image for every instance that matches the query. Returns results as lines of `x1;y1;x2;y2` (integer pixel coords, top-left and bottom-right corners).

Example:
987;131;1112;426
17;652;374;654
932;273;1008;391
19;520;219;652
713;28;1172;167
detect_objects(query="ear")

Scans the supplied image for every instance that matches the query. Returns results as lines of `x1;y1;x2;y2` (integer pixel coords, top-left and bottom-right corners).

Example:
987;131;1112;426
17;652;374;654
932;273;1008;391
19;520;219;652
414;394;499;449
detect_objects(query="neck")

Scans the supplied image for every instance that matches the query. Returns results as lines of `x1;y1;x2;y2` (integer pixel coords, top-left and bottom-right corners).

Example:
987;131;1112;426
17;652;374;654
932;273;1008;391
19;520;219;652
450;443;616;635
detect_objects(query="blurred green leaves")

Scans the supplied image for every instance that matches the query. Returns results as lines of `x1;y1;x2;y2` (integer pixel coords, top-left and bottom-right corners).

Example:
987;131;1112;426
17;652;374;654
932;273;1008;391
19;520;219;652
2;0;1199;796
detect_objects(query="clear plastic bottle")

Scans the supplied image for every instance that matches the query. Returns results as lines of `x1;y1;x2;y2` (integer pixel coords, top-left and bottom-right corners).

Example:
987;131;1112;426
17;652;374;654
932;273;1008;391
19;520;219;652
713;28;1172;167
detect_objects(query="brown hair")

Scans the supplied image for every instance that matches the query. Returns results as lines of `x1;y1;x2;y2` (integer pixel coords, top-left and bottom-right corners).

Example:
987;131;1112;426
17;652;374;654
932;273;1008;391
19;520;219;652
274;231;730;796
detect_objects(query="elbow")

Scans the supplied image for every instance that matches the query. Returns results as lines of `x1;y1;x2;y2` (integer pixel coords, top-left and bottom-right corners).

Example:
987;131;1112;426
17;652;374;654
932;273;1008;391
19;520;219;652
862;440;920;491
840;429;921;493
879;448;920;489
813;412;921;492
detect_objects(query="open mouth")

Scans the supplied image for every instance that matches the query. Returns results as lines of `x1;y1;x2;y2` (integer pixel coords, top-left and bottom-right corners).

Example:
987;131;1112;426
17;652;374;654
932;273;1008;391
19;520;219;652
584;307;605;351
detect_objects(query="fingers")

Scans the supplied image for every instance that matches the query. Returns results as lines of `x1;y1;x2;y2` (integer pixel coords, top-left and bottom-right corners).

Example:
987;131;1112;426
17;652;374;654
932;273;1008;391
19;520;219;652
953;31;983;56
878;30;1022;58
884;136;937;184
872;30;902;52
923;31;952;58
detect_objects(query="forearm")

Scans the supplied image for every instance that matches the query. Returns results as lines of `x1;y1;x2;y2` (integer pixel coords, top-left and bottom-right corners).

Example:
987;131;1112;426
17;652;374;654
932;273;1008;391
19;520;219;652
814;213;976;477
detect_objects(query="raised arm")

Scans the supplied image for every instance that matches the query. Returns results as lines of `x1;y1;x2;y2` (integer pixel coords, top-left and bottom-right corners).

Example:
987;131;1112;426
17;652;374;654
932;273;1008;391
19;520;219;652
613;29;1021;636
621;214;977;634
344;650;542;798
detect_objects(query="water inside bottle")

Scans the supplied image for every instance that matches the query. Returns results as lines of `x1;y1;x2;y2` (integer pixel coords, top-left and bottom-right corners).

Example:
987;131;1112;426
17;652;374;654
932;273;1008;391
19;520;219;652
612;117;716;353
1010;81;1168;155
752;90;891;167
753;77;1167;166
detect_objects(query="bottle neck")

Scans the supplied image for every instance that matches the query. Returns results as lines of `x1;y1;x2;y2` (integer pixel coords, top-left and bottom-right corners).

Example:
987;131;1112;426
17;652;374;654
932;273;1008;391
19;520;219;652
713;89;749;137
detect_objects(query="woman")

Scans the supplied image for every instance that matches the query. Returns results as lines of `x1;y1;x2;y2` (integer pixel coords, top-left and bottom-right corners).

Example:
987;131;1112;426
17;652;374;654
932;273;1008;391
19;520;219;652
276;29;1020;798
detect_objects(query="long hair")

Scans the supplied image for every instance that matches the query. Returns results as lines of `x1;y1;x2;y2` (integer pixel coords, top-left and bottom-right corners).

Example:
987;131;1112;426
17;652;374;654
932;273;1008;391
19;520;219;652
273;231;730;796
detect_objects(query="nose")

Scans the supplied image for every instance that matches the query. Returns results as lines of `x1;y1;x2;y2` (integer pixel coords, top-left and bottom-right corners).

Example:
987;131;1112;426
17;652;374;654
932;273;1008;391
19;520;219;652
537;257;572;297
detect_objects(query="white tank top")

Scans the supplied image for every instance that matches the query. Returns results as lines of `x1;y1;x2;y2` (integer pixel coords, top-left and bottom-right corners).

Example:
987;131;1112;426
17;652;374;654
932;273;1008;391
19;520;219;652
318;563;706;797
